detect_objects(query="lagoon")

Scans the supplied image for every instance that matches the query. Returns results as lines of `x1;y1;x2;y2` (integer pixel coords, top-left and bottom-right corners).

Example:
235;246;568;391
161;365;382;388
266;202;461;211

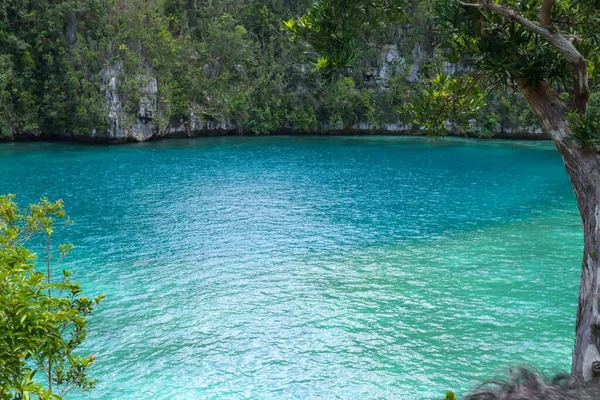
0;136;582;399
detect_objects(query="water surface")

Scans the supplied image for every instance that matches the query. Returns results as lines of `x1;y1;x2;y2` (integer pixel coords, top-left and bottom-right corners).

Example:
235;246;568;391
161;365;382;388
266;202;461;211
0;136;582;399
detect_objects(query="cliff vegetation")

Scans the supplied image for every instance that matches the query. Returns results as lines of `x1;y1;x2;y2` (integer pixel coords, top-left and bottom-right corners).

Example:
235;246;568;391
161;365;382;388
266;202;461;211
0;0;540;141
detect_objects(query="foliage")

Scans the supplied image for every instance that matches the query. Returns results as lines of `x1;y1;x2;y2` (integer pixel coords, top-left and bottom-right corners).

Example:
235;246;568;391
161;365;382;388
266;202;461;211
567;92;600;148
0;0;107;136
322;77;379;128
283;0;405;79
409;72;486;136
288;0;598;140
438;0;569;87
436;0;598;142
0;195;103;399
0;0;547;137
443;391;457;400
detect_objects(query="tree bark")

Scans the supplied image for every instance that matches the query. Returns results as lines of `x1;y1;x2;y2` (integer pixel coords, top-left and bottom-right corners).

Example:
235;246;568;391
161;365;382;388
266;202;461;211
556;137;600;383
569;151;600;382
522;81;600;382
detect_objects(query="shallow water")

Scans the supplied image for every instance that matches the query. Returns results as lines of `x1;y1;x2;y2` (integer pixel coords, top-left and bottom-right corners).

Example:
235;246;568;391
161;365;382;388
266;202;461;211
0;136;582;399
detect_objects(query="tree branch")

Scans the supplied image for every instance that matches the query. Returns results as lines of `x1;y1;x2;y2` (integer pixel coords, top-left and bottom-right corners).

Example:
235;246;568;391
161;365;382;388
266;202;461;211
457;1;482;7
460;0;590;113
539;0;555;28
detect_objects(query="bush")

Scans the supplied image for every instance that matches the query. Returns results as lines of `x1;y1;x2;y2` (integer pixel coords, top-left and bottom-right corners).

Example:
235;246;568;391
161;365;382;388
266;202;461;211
0;195;103;399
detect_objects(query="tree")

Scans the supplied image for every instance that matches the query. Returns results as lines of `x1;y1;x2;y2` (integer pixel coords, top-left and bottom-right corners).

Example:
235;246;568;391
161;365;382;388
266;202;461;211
0;195;103;399
285;0;600;382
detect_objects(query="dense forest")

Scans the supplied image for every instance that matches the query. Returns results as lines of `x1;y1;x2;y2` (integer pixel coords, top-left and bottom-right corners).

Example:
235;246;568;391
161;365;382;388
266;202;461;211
0;0;540;141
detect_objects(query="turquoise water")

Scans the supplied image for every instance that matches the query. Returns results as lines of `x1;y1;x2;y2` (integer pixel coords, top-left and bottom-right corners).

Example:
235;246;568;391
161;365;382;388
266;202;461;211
0;136;583;399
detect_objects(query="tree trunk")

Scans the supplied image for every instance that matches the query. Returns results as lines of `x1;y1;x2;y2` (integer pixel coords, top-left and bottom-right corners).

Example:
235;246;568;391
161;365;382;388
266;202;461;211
522;82;600;382
569;150;600;382
554;139;600;382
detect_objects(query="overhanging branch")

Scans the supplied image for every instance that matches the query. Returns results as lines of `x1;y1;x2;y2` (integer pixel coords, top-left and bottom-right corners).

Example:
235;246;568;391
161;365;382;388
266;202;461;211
458;0;590;113
457;1;482;8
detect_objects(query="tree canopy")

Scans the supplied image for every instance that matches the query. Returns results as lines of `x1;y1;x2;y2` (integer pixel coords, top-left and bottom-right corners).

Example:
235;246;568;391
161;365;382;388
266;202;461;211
285;0;599;141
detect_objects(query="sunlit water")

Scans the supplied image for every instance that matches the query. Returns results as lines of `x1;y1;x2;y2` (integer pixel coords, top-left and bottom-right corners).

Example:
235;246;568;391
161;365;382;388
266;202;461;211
0;136;582;399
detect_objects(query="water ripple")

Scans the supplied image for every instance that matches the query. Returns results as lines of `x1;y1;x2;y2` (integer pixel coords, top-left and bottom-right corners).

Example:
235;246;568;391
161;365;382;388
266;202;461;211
0;137;582;399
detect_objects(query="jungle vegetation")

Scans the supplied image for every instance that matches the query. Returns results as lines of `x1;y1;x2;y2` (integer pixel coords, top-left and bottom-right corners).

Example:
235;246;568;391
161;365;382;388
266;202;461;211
0;0;539;138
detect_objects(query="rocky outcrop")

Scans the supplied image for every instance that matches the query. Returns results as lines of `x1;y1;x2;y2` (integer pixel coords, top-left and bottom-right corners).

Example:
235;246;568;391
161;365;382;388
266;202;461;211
2;46;546;143
100;64;158;142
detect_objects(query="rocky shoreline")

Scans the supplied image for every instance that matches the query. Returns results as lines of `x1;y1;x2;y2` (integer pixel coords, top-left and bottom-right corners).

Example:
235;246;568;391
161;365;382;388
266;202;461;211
0;129;549;144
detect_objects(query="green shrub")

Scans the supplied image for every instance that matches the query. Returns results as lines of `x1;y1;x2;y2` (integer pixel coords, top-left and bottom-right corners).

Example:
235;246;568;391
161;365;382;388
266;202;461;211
0;195;103;399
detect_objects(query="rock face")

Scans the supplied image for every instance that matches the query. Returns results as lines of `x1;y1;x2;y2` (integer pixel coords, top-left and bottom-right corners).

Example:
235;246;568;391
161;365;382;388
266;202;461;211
3;46;545;143
89;63;243;142
101;64;158;142
93;46;438;142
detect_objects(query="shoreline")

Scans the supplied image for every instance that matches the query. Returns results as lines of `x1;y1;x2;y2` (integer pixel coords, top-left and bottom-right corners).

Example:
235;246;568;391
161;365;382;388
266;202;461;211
0;129;550;145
